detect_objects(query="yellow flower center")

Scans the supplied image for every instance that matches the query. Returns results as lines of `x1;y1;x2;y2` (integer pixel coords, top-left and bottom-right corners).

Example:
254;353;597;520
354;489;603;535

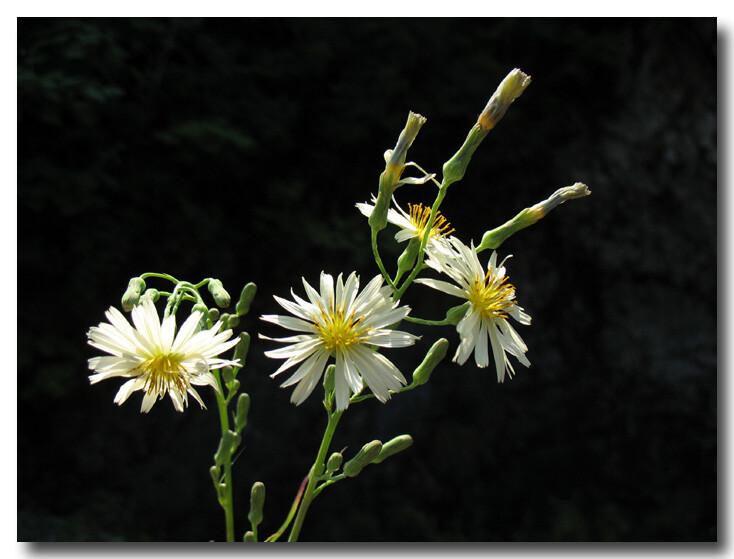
138;353;189;396
408;203;455;241
467;271;517;319
314;302;365;351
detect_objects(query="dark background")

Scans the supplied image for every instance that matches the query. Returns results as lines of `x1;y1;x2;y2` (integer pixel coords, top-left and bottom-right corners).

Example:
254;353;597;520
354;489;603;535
17;18;717;542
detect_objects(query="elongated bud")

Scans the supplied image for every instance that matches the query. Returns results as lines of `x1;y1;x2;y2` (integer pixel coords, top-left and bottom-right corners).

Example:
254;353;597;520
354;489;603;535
235;393;250;433
445;302;471;325
343;440;383;478
208;279;231;308
323;364;335;395
248;481;265;528
214;430;240;466
122;277;146;312
221;365;235;386
477;182;591;251
396;237;421;279
233;332;251;366
411;338;449;386
236;282;257;316
477;68;532;131
443;69;530;188
370;112;427;232
372;434;413;464
326;452;343;475
209;464;221;485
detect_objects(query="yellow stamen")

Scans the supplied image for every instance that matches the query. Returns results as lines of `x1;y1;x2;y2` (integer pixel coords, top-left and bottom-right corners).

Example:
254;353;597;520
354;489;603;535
408;203;455;240
313;301;366;351
133;354;189;396
467;271;517;319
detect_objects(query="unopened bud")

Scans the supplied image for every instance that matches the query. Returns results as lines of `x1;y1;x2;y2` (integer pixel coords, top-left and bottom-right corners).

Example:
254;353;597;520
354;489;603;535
243;531;255;542
477;68;532;131
235;393;250;433
372;434;413;464
208;307;220;323
323;364;335;396
396;237;421;279
477;182;591;252
248;481;265;528
121;277;146;312
214;430;240;466
233;332;251;366
326;452;343;475
140;288;159;303
208;279;231;308
411;338;449;386
343;440;383;478
445;302;471;325
236;282;257;316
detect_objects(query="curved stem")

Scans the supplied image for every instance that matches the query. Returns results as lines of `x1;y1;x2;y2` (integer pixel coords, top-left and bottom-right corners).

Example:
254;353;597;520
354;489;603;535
288;409;344;542
371;228;396;290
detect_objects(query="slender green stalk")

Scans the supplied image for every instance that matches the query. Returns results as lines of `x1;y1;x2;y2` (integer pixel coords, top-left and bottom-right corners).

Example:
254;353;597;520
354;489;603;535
213;369;236;543
288;409;344;542
371;228;396;289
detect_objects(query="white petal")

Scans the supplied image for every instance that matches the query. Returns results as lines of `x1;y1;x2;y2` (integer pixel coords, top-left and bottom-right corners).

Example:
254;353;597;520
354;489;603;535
414;278;468;299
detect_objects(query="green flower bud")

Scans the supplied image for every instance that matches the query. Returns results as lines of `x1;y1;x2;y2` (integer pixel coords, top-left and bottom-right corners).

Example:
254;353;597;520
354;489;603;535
411;338;449;386
396;237;421;279
372;434;413;464
121;277;146;312
208;279;231;308
477;182;590;252
221;365;234;385
220;313;240;329
209;464;221;485
236;282;257;316
445;302;471;325
233;332;251;366
141;288;160;303
235;393;250;433
326;452;343;475
214;430;240;466
343;440;383;478
243;531;255;542
248;481;266;528
208;307;220;323
323;364;335;396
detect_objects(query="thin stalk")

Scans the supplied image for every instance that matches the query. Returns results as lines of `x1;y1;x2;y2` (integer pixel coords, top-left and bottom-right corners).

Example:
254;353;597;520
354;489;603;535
288;409;344;542
371;228;396;290
213;369;236;543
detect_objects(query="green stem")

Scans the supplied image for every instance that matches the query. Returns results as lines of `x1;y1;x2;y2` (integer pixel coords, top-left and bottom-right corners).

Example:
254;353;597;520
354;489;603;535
213;370;236;543
288;409;344;542
371;228;396;290
403;315;452;326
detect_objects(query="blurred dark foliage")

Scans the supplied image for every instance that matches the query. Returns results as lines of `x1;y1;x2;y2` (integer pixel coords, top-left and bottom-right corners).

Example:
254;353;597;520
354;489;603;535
17;17;716;542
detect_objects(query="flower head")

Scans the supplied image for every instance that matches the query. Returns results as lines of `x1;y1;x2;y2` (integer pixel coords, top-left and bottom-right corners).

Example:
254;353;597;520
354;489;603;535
357;196;454;253
87;298;240;412
415;237;531;381
260;272;419;411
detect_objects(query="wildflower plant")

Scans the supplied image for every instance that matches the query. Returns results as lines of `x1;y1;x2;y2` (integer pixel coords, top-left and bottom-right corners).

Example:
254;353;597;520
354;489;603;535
86;68;590;542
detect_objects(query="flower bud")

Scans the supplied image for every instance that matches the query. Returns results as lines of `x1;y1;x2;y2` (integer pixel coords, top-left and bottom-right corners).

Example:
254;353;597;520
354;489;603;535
411;338;449;386
233;332;251;366
248;481;266;528
208;279;231;308
208;307;220;323
140;288;159;303
235;393;250;433
326;452;343;475
221;365;234;385
445;302;471;325
214;430;240;466
343;440;383;478
396;237;421;279
477;68;532;131
372;434;413;464
243;531;255;542
121;277;146;312
323;364;335;396
477;182;591;252
236;282;257;316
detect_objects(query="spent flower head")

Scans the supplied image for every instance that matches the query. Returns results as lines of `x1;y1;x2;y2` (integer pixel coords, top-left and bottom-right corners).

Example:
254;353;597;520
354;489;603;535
87;298;240;412
416;237;531;381
260;271;419;411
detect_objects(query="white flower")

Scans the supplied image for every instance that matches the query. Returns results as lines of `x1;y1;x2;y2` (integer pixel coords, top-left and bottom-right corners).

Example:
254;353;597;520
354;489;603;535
260;271;419;411
356;196;454;253
87;298;240;413
415;237;531;382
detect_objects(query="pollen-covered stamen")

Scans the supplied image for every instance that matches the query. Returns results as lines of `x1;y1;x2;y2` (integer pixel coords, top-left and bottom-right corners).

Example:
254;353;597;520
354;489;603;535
408;203;455;240
468;271;518;319
313;301;366;351
137;354;190;396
